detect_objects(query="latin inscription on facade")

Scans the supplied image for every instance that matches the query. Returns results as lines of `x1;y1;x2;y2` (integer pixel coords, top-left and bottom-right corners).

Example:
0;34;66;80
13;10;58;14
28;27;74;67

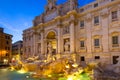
44;11;57;22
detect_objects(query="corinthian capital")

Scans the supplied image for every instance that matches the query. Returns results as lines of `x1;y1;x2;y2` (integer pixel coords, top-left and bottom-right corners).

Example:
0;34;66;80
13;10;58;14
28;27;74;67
100;8;109;18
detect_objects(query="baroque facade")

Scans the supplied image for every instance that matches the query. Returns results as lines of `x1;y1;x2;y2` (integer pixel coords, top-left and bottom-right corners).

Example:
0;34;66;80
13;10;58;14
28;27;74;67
0;27;12;63
23;0;120;65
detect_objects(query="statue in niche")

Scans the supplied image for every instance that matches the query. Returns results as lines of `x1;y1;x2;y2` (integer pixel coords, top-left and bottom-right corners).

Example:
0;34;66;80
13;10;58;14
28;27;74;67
47;42;53;55
63;26;69;34
66;26;69;33
114;56;120;73
116;56;120;65
38;44;41;53
64;39;70;52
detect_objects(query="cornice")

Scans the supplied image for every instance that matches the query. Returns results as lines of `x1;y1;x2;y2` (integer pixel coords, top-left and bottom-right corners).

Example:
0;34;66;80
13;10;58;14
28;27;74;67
78;0;120;17
32;10;78;28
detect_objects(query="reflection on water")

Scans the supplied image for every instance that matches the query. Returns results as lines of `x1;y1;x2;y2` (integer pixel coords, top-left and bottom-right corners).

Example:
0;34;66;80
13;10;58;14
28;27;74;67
0;69;38;80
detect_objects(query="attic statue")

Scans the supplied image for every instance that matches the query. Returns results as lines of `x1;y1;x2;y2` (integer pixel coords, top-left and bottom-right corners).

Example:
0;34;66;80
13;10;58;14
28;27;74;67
46;0;57;11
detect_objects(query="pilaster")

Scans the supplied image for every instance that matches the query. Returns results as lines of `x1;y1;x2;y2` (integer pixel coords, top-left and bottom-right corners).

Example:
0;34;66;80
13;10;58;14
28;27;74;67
57;24;62;54
85;13;92;53
101;8;109;52
41;29;45;54
33;31;37;56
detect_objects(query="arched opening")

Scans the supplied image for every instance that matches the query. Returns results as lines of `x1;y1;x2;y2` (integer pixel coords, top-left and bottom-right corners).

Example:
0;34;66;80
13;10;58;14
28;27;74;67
46;31;56;39
46;31;57;55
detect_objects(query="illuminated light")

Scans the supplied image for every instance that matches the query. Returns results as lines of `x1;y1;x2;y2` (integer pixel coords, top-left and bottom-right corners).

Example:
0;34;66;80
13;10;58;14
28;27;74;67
3;59;8;64
12;58;15;61
67;75;74;80
26;76;29;78
44;60;47;62
1;69;7;72
17;69;27;74
2;50;7;54
10;67;15;71
48;75;52;77
65;65;70;69
72;63;78;68
78;69;84;74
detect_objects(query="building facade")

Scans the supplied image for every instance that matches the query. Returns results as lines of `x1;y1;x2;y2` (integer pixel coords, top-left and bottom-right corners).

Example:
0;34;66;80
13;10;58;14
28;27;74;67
23;0;120;65
12;40;23;56
0;27;12;63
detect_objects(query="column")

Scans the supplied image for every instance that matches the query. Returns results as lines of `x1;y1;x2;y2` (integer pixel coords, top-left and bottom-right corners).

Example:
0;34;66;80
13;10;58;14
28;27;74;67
70;21;75;53
41;31;44;54
33;33;36;56
57;25;61;54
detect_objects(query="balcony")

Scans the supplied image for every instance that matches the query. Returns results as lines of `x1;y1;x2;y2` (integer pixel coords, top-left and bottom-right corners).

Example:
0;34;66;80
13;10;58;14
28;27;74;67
94;46;102;52
79;47;86;53
111;44;120;52
112;44;119;47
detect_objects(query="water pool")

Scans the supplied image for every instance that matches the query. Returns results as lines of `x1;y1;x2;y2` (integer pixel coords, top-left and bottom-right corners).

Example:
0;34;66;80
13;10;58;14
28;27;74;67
0;69;38;80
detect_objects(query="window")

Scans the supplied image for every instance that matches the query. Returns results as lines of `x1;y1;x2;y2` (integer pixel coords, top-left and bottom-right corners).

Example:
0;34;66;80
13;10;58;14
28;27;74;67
24;48;26;52
112;36;119;47
81;56;85;61
113;56;119;64
6;41;9;45
80;21;84;29
80;41;85;47
8;47;10;50
95;56;100;59
8;36;10;39
94;16;99;25
38;34;41;40
94;3;98;8
5;47;7;50
24;37;26;42
5;36;10;39
29;36;31;40
112;11;117;21
28;48;31;52
6;53;9;57
94;39;100;47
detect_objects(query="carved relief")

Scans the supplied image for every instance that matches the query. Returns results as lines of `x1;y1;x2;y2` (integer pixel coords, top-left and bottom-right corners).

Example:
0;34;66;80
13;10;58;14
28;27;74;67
44;11;57;22
63;25;70;34
85;13;92;21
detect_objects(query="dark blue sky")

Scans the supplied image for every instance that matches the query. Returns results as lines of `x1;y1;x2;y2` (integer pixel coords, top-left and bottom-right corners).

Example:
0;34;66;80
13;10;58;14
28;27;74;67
0;0;94;43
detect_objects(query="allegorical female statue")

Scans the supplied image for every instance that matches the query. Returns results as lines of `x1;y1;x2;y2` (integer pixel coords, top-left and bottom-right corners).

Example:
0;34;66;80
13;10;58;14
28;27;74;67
64;40;70;52
48;42;53;54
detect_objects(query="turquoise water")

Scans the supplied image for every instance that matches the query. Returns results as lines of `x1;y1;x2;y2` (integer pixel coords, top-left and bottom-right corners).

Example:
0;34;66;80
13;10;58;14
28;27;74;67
0;69;39;80
0;69;91;80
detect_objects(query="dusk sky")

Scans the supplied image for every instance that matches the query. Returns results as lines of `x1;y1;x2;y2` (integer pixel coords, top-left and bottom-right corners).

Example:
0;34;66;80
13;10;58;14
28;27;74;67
0;0;95;43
